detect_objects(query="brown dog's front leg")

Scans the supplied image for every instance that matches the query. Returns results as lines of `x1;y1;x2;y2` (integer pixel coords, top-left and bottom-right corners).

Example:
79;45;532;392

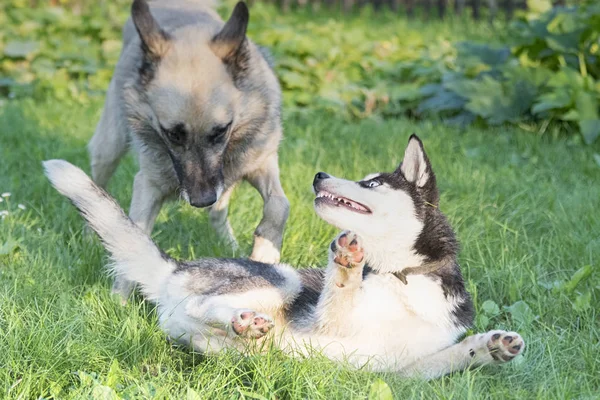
246;154;289;264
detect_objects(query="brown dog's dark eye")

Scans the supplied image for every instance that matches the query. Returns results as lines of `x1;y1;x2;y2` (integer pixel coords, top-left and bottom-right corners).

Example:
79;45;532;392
162;123;186;145
209;120;232;143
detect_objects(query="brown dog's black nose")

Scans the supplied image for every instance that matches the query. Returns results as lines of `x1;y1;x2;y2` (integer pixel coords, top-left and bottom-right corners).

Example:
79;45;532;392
313;172;330;186
189;191;217;208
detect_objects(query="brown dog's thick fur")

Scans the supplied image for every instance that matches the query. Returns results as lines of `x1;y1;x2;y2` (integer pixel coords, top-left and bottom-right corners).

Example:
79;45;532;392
88;0;289;299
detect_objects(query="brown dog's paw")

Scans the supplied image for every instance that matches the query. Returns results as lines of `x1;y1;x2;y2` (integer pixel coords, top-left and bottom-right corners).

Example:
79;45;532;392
330;231;365;269
231;309;274;339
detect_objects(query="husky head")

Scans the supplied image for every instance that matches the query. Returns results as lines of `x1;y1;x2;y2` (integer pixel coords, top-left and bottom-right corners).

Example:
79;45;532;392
313;135;456;272
125;0;262;208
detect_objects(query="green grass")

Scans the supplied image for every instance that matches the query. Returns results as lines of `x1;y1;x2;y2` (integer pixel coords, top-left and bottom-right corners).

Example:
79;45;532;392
2;2;599;398
1;96;599;399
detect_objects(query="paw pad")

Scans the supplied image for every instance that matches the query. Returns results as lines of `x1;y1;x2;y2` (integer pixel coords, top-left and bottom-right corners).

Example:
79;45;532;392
487;331;525;362
231;309;274;339
331;232;364;268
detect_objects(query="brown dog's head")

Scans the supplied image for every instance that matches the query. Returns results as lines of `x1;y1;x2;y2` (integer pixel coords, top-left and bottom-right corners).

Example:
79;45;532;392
125;0;259;207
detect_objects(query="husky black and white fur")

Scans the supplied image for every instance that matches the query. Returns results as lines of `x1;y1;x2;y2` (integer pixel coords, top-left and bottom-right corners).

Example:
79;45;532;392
44;135;524;379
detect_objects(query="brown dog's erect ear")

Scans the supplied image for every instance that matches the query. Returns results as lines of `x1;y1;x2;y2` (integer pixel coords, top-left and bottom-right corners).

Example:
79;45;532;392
397;134;432;188
211;2;249;62
132;0;170;59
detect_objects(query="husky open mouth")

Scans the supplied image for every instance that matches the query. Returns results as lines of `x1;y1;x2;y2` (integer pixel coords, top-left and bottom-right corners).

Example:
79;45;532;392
315;191;371;214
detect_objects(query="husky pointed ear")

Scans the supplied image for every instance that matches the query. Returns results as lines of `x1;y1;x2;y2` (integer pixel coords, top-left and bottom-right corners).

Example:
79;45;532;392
132;0;170;60
397;134;433;188
211;2;249;65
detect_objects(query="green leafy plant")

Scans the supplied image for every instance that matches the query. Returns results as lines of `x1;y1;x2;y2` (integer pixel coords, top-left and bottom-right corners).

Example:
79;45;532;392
1;0;598;142
539;265;596;313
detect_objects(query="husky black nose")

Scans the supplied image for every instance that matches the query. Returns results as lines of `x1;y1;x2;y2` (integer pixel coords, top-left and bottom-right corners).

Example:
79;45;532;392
314;172;330;185
189;191;217;208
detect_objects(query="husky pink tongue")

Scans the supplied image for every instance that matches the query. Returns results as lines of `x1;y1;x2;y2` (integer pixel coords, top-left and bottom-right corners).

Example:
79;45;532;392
342;198;368;212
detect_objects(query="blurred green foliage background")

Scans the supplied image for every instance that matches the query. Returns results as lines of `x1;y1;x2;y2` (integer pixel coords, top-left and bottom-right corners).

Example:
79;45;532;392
1;0;599;142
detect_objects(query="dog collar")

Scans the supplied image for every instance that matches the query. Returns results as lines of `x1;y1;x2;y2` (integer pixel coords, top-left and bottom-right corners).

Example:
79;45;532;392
363;265;409;285
364;262;445;285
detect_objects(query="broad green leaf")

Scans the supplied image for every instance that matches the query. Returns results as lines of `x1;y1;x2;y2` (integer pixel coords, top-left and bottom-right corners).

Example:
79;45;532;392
561;109;580;121
594;153;600;168
105;359;121;388
527;0;552;15
538;279;564;291
457;42;510;67
548;68;584;89
91;385;118;400
50;382;63;399
444;78;492;101
547;11;583;34
417;88;465;114
280;70;311;90
388;83;423;102
546;32;582;54
563;265;593;293
368;379;394;400
235;389;269;400
3;40;40;58
579;120;600;145
448;76;535;124
575;92;599;144
482;300;500;316
187;388;203;400
477;314;490;330
0;239;21;257
419;84;443;97
277;59;310;73
532;90;572;114
0;78;16;88
77;370;97;386
445;111;476;126
506;301;536;325
573;291;592;312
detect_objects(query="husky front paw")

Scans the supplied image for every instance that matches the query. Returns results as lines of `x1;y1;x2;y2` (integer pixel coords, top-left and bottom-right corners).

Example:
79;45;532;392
330;231;365;269
231;309;274;339
468;330;525;366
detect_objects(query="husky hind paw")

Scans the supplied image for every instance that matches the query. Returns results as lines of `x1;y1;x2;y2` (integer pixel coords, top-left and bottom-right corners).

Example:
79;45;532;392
330;231;365;269
468;330;525;365
486;330;525;362
231;309;274;339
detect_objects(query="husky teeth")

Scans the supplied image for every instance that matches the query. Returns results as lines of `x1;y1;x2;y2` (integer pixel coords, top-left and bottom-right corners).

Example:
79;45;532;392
316;190;371;213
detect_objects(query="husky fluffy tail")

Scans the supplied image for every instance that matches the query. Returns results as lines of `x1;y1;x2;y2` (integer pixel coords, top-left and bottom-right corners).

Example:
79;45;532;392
43;160;174;300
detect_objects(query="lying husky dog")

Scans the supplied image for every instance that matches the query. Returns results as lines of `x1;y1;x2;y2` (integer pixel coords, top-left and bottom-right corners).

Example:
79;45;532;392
88;0;288;298
44;135;524;379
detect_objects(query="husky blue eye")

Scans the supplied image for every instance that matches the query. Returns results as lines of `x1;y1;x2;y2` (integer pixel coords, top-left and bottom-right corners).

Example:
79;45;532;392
368;180;381;188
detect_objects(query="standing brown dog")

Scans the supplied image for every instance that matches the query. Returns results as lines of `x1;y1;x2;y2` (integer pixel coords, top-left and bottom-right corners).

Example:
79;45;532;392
88;0;288;299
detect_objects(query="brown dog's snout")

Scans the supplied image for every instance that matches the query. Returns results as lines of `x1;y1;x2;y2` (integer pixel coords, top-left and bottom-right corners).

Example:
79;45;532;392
188;189;217;208
180;159;223;208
